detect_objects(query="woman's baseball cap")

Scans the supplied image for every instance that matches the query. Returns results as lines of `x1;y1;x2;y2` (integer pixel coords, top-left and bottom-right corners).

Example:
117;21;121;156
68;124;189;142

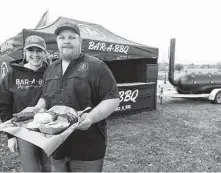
24;35;46;50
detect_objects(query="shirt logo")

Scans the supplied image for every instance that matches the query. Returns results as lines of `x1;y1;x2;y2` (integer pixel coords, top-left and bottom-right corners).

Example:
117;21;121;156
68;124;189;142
78;62;89;72
16;78;43;89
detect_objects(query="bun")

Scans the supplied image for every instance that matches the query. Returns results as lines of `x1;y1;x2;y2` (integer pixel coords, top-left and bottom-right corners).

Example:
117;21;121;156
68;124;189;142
33;112;55;124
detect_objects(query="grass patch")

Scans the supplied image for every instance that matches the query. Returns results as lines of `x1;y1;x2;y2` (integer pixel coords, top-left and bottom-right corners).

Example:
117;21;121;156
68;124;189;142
1;97;221;171
104;98;221;171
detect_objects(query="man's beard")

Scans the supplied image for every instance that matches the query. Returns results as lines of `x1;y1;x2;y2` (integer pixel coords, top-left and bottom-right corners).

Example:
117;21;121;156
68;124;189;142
59;45;81;61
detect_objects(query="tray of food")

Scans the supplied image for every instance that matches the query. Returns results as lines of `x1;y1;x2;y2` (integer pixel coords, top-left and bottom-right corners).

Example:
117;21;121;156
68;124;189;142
11;105;88;135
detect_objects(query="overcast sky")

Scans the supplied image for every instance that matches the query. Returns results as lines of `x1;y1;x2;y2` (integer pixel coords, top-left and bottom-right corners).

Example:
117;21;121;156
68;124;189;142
0;0;221;64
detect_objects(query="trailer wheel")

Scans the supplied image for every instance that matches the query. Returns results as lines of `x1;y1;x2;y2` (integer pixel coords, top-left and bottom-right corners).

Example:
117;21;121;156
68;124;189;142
213;91;221;104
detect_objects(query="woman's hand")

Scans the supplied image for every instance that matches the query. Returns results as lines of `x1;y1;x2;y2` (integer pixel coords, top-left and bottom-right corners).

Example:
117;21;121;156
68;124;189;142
8;137;18;153
21;106;44;113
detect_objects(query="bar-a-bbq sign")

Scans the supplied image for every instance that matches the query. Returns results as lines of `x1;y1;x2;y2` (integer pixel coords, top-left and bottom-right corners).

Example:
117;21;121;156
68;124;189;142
77;24;130;55
115;88;139;112
0;39;14;53
87;40;129;55
115;83;155;113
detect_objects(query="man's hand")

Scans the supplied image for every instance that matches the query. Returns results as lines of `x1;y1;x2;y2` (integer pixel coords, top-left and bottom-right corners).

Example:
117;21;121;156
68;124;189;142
76;113;93;130
8;137;18;153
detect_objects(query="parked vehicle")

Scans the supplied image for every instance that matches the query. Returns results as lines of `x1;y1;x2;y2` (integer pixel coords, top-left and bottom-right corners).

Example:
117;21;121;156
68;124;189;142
167;38;221;104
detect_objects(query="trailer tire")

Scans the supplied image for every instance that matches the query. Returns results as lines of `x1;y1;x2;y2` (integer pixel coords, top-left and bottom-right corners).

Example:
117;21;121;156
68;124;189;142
212;91;221;104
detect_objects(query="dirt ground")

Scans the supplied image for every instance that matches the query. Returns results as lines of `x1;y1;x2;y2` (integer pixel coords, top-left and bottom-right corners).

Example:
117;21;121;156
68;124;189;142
1;82;221;171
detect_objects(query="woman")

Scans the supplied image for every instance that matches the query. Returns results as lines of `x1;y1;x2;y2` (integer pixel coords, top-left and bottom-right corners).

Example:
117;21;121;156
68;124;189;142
0;35;51;172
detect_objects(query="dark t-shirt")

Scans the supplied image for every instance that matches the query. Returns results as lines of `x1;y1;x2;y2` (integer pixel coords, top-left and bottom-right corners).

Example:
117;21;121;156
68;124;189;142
42;53;119;160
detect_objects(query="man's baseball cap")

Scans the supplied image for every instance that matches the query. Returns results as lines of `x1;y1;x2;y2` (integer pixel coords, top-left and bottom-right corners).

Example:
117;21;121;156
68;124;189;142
54;20;80;36
24;35;46;50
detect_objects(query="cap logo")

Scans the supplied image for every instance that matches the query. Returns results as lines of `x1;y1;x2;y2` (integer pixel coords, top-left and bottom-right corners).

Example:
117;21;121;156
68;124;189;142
78;62;89;72
61;21;73;27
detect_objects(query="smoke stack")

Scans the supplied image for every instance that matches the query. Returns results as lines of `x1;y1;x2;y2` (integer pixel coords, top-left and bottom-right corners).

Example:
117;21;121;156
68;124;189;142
168;38;179;86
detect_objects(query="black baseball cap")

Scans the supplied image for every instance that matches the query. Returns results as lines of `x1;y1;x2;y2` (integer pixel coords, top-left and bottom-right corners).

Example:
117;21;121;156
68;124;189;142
54;20;80;36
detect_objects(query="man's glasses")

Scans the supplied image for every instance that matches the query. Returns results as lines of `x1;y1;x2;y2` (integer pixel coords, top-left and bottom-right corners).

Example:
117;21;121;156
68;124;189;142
27;47;44;52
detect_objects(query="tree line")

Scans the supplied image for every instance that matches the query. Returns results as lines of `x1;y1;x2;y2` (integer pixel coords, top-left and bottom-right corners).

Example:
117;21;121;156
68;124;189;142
159;62;221;73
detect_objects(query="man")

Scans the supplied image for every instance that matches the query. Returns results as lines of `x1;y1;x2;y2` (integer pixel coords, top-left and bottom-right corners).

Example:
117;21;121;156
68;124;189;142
24;20;120;172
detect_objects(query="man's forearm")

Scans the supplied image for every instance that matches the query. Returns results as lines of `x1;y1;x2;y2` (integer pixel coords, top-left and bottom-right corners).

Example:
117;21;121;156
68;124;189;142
88;98;120;123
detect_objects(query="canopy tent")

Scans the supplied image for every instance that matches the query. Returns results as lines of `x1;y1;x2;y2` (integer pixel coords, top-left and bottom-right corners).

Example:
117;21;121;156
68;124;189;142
24;17;158;62
0;16;158;83
0;17;159;113
1;17;158;61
